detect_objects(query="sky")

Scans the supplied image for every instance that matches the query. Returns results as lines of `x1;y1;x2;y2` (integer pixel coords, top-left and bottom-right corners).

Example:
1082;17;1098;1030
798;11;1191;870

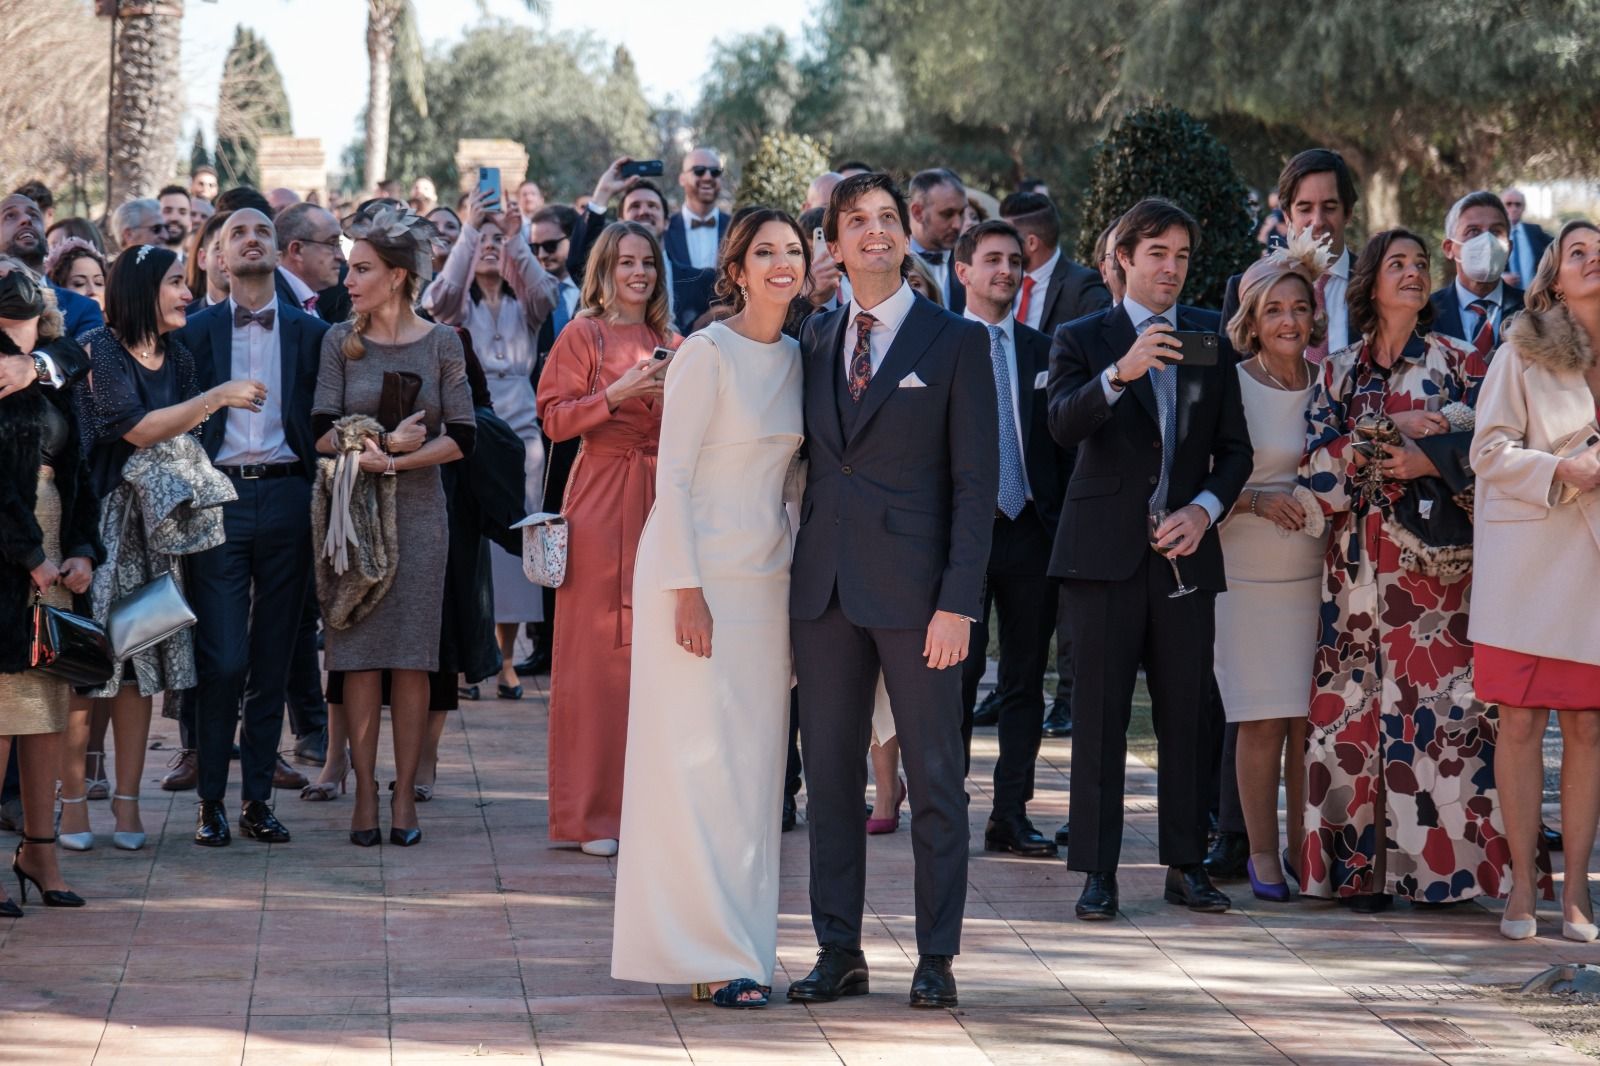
180;0;815;164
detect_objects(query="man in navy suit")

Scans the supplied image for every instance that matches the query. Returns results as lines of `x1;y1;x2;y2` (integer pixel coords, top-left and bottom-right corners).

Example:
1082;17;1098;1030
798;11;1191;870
951;220;1066;860
1047;198;1252;921
1431;190;1523;357
787;172;997;1010
907;168;967;313
1502;187;1552;291
174;209;332;849
664;147;731;270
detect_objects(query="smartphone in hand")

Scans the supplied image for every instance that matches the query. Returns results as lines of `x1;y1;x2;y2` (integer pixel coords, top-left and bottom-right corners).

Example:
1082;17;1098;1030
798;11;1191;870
1159;330;1220;367
476;166;502;212
621;160;665;179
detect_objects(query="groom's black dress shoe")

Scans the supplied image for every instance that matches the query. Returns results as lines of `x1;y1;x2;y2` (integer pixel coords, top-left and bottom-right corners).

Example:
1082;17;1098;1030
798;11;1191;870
971;690;1002;728
787;945;869;1002
194;800;231;847
1203;830;1250;880
1075;871;1118;920
983;815;1058;858
1164;864;1231;912
908;954;957;1008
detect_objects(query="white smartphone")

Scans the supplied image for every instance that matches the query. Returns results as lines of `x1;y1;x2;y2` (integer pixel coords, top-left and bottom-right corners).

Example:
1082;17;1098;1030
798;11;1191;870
813;226;827;262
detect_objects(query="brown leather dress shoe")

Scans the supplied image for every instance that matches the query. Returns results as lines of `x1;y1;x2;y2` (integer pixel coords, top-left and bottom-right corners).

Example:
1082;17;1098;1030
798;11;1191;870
272;756;309;791
160;749;198;792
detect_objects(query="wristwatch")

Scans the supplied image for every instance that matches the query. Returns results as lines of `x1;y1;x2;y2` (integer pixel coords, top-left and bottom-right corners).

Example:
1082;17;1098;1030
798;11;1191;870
1106;362;1127;392
31;352;50;384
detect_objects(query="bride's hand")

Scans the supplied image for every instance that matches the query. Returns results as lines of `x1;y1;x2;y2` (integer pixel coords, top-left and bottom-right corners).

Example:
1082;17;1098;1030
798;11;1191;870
674;587;713;658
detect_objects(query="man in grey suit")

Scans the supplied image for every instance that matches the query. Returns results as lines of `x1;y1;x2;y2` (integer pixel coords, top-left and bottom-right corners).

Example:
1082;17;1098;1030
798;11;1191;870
788;172;998;1011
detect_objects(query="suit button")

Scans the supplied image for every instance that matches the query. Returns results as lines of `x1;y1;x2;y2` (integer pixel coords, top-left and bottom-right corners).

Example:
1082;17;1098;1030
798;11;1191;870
1148;475;1159;486
1152;440;1161;449
842;465;852;475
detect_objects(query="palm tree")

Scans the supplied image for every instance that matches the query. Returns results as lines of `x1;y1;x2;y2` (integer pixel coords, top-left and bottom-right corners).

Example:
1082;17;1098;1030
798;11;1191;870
364;0;547;195
106;0;185;205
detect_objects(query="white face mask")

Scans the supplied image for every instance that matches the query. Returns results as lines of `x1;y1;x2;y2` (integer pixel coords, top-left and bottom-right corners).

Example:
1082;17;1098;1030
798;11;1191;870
1457;231;1510;284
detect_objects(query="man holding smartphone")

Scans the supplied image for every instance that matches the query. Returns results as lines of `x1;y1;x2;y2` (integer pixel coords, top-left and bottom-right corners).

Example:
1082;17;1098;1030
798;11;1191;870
1045;198;1252;921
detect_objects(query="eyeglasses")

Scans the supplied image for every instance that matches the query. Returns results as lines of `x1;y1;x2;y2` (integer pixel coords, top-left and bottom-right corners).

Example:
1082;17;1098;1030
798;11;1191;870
689;166;724;179
531;238;566;255
301;236;344;251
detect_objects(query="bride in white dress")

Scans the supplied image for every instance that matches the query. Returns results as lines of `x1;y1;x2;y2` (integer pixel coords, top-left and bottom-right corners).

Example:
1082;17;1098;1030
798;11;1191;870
612;211;810;1009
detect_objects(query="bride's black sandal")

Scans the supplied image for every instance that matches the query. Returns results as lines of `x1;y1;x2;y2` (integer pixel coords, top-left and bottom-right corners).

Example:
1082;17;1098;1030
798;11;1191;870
691;978;771;1008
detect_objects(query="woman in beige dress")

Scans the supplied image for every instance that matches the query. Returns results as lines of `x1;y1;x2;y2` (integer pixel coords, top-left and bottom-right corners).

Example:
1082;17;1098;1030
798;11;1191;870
613;210;809;1009
1216;235;1332;901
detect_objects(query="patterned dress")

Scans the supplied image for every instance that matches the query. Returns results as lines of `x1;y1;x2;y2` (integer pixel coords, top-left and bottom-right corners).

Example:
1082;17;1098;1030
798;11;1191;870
1297;331;1549;903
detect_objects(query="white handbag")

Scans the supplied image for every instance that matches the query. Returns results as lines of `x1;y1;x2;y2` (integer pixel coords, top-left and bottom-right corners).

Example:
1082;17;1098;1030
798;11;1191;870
517;512;569;588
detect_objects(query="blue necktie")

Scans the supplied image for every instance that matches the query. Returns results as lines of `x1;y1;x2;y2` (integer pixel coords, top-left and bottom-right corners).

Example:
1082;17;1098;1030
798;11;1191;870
551;282;572;338
1139;314;1177;510
987;324;1027;520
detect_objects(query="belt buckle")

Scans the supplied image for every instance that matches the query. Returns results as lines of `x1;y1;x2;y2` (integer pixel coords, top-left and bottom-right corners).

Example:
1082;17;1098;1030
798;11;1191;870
241;465;262;480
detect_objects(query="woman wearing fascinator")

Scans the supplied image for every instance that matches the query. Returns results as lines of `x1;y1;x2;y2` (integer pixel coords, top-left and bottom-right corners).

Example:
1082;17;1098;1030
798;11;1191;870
310;202;476;848
1216;230;1333;902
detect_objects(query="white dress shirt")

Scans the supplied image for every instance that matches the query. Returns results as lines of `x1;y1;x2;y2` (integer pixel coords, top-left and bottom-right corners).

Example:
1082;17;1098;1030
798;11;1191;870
842;280;917;379
277;265;317;312
216;296;297;466
1099;294;1222;524
1324;249;1351;352
1018;248;1059;332
1455;278;1504;343
963;309;1032;499
680;206;719;269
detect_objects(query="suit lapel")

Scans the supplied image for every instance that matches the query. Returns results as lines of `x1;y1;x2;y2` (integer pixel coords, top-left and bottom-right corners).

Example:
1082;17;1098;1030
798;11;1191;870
1015;330;1040;453
1042;257;1068;332
1174;306;1208;446
807;308;849;455
206;303;233;456
277;308;298;408
1101;305;1157;427
665;216;689;267
849;298;940;444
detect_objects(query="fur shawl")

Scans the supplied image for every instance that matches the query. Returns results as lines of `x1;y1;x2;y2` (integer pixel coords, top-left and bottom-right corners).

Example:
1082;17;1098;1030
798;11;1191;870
1503;302;1598;375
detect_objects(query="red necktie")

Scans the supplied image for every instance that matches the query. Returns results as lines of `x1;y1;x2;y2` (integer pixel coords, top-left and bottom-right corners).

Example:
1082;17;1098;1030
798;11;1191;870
1016;276;1036;326
1305;272;1331;364
1468;299;1497;363
848;312;876;401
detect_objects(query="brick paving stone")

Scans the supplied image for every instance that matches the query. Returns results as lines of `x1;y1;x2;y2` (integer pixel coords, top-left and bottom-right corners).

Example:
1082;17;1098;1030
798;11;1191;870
0;680;1594;1064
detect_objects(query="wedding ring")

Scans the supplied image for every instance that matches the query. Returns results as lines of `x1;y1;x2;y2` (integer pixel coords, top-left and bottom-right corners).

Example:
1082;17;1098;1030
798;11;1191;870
681;639;692;646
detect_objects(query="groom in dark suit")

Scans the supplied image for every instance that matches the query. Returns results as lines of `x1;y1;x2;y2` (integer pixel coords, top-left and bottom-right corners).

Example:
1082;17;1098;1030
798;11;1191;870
1047;198;1252;920
789;173;998;1010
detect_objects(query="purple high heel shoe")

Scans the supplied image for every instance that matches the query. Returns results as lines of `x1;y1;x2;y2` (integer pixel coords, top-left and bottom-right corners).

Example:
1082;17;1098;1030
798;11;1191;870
1281;846;1300;888
1248;858;1292;902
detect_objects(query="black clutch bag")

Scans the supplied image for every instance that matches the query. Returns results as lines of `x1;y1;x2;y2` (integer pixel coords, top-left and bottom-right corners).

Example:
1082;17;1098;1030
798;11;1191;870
30;595;115;687
377;370;423;431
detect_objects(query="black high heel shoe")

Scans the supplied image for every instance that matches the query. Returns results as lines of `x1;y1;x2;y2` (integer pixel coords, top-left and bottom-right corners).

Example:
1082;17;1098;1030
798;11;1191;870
350;785;381;847
388;795;421;847
13;836;85;908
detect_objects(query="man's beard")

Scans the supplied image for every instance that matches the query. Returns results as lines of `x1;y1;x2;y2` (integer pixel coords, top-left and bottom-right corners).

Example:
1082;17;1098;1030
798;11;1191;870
229;257;274;279
164;227;188;248
5;234;43;271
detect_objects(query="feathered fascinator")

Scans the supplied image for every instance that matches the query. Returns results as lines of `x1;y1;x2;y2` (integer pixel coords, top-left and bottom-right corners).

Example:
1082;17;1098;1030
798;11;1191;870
342;201;439;283
1239;226;1335;294
43;236;105;279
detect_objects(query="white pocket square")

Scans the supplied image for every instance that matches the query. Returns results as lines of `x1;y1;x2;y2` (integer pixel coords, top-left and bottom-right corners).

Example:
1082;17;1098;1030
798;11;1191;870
1034;370;1048;389
898;372;928;388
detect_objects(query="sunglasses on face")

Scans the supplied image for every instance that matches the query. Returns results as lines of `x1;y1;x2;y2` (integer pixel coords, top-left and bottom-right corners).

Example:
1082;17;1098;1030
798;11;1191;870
531;238;566;255
689;166;723;179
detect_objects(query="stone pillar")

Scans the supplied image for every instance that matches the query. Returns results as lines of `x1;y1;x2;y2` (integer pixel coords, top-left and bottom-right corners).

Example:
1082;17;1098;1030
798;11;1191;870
257;137;328;204
454;139;530;198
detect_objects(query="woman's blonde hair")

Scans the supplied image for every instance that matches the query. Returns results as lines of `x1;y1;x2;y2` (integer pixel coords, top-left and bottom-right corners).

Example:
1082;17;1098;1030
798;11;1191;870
1226;268;1325;356
1524;219;1600;315
0;255;63;341
578;221;672;339
341;238;422;360
904;255;944;308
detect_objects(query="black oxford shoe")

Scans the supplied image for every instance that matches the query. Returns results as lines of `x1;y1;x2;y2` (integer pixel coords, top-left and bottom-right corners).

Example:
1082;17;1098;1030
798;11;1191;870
194;800;231;847
239;800;291;843
1054;822;1070;847
1203;830;1250;881
787;945;869;1002
1076;871;1118;920
971;690;1002;728
908;954;957;1008
1164;864;1231;913
1041;703;1073;738
983;815;1058;858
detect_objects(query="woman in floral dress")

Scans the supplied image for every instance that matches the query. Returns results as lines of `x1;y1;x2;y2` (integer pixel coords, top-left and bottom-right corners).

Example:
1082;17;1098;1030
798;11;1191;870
1297;228;1549;911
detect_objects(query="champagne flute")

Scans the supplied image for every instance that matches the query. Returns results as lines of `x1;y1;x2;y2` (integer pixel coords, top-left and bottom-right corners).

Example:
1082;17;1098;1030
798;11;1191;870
1148;509;1197;598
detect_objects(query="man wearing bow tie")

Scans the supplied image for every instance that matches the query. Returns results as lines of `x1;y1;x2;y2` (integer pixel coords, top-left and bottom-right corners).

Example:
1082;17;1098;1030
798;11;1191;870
174;209;331;848
908;168;968;314
665;147;732;270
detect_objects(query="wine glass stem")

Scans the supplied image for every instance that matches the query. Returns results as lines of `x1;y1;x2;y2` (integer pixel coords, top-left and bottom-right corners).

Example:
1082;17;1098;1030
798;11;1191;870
1167;558;1184;587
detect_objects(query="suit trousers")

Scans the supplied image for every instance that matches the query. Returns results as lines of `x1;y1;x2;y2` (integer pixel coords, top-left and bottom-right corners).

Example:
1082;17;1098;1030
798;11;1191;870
284;582;328;737
188;474;313;804
794;591;969;955
960;510;1055;820
1062;552;1217;871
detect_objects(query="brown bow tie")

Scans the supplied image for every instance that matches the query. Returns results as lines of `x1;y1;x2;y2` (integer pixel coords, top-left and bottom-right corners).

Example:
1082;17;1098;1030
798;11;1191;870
689;216;718;230
234;305;275;330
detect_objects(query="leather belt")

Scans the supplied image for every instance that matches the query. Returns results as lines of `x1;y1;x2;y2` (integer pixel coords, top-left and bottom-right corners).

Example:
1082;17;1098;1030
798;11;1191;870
218;463;301;480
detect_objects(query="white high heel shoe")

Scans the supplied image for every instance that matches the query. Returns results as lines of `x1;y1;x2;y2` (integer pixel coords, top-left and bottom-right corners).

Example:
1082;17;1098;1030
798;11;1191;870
1562;917;1599;943
580;838;618;857
1499;914;1538;940
110;794;146;851
57;795;94;852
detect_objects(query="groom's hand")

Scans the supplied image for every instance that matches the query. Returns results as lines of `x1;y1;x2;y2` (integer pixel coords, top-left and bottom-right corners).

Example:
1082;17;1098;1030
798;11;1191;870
923;610;970;670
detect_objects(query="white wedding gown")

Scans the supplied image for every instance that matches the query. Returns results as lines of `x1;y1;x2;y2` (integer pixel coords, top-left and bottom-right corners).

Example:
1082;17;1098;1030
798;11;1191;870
612;321;803;986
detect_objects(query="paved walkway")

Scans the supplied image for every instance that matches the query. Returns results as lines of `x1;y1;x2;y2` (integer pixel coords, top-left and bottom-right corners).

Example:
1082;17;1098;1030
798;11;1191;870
1;680;1595;1065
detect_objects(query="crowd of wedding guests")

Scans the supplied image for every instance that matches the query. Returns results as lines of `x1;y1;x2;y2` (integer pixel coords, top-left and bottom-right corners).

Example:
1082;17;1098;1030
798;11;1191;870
0;144;1596;1009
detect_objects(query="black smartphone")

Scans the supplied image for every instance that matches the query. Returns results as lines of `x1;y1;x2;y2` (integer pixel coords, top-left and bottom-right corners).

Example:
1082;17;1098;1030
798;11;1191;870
621;160;665;179
650;346;675;369
476;166;502;212
1159;330;1220;367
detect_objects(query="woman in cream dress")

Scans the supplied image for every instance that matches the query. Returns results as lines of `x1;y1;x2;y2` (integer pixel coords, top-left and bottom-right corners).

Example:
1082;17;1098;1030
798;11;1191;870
613;211;808;1009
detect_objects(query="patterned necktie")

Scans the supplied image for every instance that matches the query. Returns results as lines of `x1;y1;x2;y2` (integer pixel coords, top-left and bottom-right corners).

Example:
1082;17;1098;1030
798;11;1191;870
303;294;319;315
1468;298;1497;362
1305;272;1331;364
1016;275;1036;326
1140;314;1178;510
848;311;877;401
233;305;275;329
988;325;1027;519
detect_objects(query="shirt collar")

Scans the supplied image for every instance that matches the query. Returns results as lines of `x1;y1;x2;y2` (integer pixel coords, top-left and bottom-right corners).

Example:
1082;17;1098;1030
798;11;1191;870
1027;247;1060;286
1329;247;1352;279
850;280;916;334
229;294;280;319
1120;294;1176;331
277;265;315;306
682;205;717;226
963;308;1015;343
1455;277;1503;311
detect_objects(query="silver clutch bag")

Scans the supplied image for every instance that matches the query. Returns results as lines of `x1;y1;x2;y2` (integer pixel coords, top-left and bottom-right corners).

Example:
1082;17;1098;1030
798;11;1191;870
106;571;198;661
